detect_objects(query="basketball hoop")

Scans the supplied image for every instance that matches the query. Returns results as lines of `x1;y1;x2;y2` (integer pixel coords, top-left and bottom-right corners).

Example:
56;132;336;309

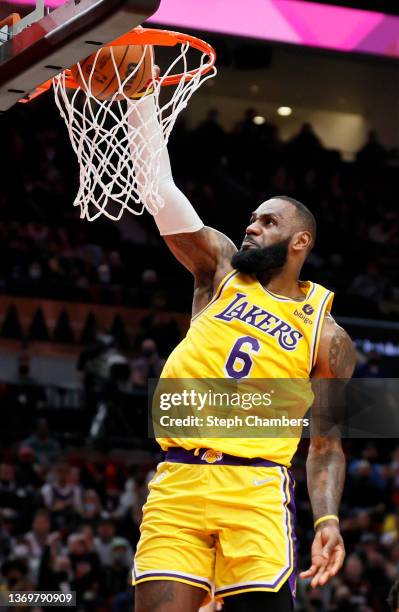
52;28;217;222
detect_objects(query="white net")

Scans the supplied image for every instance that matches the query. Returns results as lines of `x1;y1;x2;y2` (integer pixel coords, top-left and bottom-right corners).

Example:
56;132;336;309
52;31;216;222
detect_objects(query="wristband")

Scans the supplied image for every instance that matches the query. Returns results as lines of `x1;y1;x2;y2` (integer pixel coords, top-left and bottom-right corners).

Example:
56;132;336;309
314;514;339;529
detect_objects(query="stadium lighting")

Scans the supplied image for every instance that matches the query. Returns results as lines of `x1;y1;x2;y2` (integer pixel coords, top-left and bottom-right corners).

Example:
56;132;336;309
277;106;293;116
253;115;266;125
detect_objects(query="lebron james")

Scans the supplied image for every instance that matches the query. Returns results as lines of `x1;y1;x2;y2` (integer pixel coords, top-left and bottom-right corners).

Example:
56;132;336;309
129;94;356;612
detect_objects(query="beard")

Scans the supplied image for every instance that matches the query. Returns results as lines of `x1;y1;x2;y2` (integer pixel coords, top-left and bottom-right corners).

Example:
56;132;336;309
231;238;290;274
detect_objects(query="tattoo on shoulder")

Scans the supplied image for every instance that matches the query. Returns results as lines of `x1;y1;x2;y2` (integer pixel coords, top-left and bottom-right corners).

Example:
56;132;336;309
329;325;356;378
213;229;237;263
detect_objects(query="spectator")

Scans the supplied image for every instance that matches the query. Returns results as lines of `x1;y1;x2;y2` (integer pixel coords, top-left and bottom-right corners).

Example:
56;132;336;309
23;510;55;581
288;122;323;165
0;464;24;518
94;520;132;569
67;533;104;607
103;538;131;597
356;351;388;378
342;554;370;602
15;446;42;489
350;261;388;316
94;519;116;567
41;462;82;529
194;108;226;172
346;459;387;511
22;418;61;466
23;509;52;561
80;489;103;524
131;339;165;388
356;130;387;166
0;559;32;592
139;295;181;357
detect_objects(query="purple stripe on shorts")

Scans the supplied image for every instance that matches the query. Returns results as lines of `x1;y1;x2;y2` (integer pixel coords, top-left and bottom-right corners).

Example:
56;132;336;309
135;571;211;590
165;447;283;468
216;581;285;596
287;470;298;600
215;467;297;599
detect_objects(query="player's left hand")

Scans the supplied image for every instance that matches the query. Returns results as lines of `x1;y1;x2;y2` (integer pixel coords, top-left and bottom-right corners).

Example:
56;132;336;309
299;523;345;587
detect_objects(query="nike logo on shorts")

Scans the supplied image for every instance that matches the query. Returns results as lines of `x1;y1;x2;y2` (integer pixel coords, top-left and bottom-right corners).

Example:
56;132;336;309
253;478;274;486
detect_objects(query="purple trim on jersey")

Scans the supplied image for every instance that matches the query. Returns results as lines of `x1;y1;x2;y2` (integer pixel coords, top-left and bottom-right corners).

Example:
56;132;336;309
215;467;297;600
310;290;332;368
259;280;314;303
191;270;239;323
306;282;316;301
135;570;211;590
287;470;297;601
165;447;283;468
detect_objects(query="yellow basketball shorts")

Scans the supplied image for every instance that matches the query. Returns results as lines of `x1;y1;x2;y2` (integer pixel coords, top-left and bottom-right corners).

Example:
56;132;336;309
133;448;297;602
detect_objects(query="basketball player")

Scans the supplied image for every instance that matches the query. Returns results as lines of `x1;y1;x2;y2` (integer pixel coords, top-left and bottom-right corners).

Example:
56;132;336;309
128;94;356;612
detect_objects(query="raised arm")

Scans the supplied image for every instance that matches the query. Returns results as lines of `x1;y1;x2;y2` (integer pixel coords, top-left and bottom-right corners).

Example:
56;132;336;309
300;315;356;587
128;94;236;313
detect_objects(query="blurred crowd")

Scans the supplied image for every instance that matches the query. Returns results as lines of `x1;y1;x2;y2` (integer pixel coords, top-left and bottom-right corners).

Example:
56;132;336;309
1;421;399;611
0;99;398;320
0;92;398;612
0;418;152;611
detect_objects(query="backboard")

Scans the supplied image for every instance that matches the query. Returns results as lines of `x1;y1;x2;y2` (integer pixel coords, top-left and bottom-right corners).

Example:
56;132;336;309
0;0;161;110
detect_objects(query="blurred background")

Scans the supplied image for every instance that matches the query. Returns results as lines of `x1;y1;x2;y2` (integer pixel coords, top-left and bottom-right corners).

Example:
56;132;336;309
0;0;399;610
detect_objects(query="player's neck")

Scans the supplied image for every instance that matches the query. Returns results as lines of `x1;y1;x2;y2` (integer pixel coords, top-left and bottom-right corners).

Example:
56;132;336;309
256;269;305;300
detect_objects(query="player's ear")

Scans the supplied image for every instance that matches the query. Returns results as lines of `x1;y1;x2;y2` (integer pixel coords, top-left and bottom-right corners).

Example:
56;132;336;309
292;230;312;253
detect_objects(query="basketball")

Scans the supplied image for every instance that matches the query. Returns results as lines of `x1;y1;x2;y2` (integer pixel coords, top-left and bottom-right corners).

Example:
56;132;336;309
71;44;153;101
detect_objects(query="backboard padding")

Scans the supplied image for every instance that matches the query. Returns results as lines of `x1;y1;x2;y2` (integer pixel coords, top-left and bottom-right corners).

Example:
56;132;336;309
0;0;161;110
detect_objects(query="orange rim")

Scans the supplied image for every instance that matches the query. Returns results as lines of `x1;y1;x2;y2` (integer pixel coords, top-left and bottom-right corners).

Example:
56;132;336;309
61;27;217;90
0;13;21;29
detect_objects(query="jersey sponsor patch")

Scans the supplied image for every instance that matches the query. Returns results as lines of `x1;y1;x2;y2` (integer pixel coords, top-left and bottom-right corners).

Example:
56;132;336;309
302;303;314;315
294;308;313;325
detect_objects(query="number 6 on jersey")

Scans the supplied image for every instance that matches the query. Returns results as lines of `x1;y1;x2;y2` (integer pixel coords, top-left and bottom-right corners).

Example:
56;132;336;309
225;336;261;379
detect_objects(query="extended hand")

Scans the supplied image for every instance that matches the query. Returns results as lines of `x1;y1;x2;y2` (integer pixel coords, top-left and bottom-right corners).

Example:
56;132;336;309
299;523;345;587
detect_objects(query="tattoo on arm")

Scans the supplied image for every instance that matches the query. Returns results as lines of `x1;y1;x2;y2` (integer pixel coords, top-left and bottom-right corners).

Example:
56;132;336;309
164;226;236;283
307;439;346;524
215;229;237;265
329;326;356;378
308;322;354;525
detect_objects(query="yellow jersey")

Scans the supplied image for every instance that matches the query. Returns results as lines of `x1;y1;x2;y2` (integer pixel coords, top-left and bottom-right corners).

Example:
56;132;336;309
157;270;334;466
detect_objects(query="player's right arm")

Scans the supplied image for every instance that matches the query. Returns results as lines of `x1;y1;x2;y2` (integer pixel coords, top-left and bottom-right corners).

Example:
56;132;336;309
128;93;236;314
300;316;356;588
164;228;236;310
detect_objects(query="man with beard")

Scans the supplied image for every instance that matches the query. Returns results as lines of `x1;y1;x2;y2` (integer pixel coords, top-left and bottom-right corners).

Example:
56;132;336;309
129;95;356;612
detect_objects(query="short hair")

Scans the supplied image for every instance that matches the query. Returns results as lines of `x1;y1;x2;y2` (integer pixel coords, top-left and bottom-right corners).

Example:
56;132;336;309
274;195;317;248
